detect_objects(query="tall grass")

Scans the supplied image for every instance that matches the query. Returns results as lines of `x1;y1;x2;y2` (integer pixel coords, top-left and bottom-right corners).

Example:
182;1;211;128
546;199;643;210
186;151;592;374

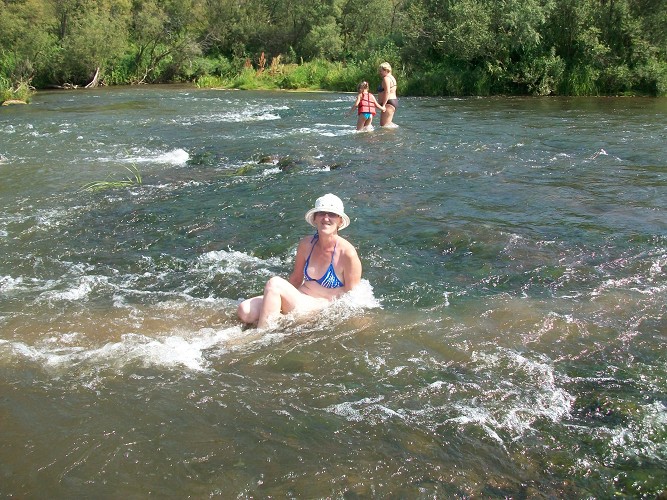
80;165;143;192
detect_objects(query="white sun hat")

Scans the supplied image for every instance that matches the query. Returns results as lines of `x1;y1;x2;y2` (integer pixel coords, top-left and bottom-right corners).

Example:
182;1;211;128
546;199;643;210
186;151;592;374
304;193;351;230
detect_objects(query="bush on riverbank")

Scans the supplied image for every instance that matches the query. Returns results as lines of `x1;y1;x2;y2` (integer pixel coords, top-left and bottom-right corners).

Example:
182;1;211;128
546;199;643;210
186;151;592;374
193;56;667;98
195;58;374;92
0;76;33;104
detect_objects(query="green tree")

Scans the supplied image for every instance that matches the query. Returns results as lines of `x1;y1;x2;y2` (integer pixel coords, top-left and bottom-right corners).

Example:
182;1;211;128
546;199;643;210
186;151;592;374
543;0;666;94
198;0;267;60
55;0;131;85
338;0;397;59
304;18;345;60
489;0;558;94
0;0;59;86
128;0;203;83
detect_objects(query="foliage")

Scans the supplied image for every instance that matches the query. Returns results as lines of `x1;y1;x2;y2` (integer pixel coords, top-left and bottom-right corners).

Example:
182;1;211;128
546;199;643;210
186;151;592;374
0;75;33;103
193;58;369;92
0;0;665;96
279;59;334;90
517;48;566;96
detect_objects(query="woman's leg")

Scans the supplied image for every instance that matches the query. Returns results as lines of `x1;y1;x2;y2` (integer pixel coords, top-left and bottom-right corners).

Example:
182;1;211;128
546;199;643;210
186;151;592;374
380;104;395;126
237;296;264;324
238;277;329;328
257;277;328;329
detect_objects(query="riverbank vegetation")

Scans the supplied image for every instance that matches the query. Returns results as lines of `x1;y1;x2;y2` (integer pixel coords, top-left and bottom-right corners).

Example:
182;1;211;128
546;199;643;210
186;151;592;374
1;76;32;103
1;0;665;99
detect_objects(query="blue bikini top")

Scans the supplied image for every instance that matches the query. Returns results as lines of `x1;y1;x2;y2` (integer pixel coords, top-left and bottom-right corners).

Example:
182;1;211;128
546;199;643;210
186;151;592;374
303;234;344;289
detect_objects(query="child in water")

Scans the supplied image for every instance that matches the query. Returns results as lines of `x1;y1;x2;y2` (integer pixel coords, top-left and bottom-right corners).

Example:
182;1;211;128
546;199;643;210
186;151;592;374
350;81;385;131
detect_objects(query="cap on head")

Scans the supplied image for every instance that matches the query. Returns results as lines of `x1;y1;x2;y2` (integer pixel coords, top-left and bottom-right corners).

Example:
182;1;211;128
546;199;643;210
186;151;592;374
305;193;350;230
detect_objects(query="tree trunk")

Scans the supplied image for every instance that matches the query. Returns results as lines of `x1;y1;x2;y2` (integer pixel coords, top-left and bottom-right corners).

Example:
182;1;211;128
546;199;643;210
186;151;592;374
85;67;101;88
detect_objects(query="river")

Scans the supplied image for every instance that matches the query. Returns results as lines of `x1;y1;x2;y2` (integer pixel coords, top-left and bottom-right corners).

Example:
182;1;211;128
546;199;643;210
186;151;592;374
1;86;666;497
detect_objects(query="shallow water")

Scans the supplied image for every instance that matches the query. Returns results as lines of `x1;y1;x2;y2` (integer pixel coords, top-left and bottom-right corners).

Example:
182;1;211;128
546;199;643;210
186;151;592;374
1;86;666;497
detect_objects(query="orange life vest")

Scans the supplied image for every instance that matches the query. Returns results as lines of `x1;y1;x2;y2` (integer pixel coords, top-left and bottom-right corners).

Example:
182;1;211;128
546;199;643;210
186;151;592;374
358;92;376;116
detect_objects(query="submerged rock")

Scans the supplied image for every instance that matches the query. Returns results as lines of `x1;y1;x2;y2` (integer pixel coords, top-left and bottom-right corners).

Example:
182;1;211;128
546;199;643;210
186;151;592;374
277;156;298;172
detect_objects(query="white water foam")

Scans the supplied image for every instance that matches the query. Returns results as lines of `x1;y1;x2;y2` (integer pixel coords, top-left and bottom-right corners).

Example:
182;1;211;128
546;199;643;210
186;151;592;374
0;275;23;292
260;167;282;176
124;148;190;165
649;255;665;279
342;348;576;444
0;325;246;374
38;275;107;303
325;396;400;424
458;349;575;441
94;147;190;166
0;303;389;376
295;126;354;137
20;205;88;233
606;401;667;463
198;249;284;277
176;106;286;125
564;399;667;468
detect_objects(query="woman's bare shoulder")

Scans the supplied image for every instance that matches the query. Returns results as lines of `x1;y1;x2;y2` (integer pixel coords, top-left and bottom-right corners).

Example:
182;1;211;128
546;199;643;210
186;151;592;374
297;235;314;249
337;236;359;257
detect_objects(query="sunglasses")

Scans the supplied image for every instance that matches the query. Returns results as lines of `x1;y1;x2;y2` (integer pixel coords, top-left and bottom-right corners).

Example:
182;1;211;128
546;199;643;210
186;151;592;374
316;211;340;219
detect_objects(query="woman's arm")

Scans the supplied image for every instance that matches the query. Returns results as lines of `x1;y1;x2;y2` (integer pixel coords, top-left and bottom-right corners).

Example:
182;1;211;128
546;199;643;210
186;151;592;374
288;238;308;288
379;76;390;106
342;243;362;292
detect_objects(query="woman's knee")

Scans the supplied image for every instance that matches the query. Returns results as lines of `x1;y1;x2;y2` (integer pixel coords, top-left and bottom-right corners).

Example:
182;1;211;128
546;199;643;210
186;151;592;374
263;276;287;295
237;297;259;323
237;301;251;323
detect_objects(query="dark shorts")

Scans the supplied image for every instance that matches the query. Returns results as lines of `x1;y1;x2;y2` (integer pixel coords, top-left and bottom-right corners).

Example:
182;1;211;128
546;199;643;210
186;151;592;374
385;99;398;109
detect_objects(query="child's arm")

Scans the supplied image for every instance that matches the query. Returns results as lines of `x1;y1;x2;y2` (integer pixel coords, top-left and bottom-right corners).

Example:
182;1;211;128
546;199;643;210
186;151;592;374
347;93;362;116
350;93;362;112
372;94;386;112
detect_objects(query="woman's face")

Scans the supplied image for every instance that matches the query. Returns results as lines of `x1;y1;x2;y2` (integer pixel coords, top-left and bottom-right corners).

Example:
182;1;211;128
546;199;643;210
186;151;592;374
316;211;341;231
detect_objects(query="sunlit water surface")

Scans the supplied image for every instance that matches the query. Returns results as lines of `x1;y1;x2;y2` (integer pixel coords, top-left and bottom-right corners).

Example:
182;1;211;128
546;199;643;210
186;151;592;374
1;87;666;497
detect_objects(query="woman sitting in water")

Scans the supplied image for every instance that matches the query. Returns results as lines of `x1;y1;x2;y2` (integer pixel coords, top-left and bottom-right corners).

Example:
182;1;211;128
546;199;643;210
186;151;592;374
237;193;362;329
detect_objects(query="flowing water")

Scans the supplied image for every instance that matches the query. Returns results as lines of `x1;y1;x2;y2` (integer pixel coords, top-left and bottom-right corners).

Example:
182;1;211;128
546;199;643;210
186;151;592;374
0;86;665;498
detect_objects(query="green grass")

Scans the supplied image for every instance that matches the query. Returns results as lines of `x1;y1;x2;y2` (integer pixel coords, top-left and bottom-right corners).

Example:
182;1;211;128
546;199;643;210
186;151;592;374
196;58;375;93
80;165;143;192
